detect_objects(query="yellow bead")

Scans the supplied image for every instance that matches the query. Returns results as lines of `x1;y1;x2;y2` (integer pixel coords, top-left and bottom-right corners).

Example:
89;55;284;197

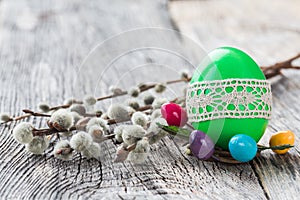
269;130;295;154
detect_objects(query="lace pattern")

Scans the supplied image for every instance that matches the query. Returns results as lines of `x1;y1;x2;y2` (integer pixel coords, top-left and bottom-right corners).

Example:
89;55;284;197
186;79;272;122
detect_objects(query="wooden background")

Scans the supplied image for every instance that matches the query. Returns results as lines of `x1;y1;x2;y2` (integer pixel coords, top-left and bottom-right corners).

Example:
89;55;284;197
0;0;299;199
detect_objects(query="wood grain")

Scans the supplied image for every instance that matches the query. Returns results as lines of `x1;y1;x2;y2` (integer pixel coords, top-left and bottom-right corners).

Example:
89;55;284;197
169;0;300;199
0;0;297;199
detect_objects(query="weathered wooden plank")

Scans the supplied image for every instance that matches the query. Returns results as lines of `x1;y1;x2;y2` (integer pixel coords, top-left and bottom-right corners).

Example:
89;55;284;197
169;0;300;199
0;0;272;199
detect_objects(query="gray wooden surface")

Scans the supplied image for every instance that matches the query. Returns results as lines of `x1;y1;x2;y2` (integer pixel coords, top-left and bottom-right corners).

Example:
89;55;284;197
0;0;299;199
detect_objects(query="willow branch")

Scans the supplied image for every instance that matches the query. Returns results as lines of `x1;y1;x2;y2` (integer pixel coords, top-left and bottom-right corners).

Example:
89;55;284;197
33;126;76;136
3;53;300;125
46;78;190;112
261;53;300;79
23;109;51;117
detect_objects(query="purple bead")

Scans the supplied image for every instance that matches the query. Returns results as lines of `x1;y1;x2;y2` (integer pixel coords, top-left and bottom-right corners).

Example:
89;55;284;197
189;130;215;160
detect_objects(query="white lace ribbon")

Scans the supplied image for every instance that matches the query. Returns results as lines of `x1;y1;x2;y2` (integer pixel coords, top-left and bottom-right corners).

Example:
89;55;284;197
186;79;272;122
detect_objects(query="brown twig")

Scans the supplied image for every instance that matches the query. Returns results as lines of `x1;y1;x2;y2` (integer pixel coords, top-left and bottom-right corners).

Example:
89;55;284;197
33;125;117;141
83;113;102;117
136;105;152;112
96;91;128;101
0;111;50;125
261;53;300;79
33;126;77;136
49;104;72;111
23;109;51;117
9;114;31;122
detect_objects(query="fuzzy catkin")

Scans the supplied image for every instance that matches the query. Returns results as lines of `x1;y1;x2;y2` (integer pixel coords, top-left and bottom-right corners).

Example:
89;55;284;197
151;109;162;120
127;99;140;110
71;111;83;124
151;98;168;109
128;87;140;97
154;83;166;93
25;136;49;154
83;95;97;106
109;86;123;95
114;125;128;143
133;137;150;153
86;117;109;132
180;69;189;80
147;118;168;144
107;104;130;122
0;113;11;123
143;94;155;105
131;112;148;127
38;102;50;113
70;104;86;115
128;138;150;164
122;125;146;145
54;140;73;161
50;109;74;130
88;125;105;143
13;122;34;144
82;142;101;159
70;131;93;152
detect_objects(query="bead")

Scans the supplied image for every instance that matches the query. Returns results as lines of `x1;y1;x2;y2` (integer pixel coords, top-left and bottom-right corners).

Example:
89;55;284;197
189;130;215;160
269;130;295;154
228;134;257;162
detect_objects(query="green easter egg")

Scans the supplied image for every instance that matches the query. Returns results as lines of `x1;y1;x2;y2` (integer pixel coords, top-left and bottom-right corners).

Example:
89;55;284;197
187;47;272;150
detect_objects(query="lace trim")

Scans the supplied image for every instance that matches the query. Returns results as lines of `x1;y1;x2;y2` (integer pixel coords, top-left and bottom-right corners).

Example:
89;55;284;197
186;79;272;122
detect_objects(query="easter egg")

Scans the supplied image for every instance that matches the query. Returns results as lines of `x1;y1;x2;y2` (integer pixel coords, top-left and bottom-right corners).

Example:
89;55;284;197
186;47;272;149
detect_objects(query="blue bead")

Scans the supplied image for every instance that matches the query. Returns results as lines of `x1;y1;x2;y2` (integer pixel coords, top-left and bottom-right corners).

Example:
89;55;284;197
228;134;258;162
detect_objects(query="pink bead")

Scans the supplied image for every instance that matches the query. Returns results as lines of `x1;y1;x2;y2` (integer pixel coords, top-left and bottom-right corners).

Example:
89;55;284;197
161;103;188;127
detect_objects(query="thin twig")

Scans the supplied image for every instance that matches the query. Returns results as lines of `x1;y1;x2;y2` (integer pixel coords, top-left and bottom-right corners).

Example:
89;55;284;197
48;78;189;111
33;127;73;136
23;109;51;117
261;53;300;79
49;104;72;111
96;91;128;101
0;111;50;125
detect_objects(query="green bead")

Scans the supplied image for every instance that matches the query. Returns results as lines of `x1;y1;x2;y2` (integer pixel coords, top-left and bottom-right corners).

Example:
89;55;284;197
190;47;269;150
